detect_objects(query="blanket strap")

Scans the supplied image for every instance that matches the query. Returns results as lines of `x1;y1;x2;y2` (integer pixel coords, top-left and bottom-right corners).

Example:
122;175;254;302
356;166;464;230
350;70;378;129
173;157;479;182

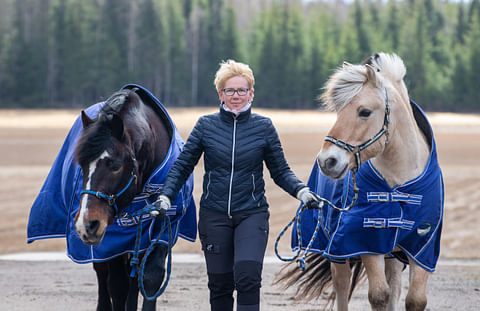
367;191;423;205
363;217;415;230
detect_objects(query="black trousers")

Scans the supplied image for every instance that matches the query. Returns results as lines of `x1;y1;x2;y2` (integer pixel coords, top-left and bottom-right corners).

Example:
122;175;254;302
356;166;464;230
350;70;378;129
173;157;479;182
198;208;269;311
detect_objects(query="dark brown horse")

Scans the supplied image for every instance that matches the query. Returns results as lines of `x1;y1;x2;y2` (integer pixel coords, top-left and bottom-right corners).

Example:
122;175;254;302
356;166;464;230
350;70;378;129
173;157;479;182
74;87;172;311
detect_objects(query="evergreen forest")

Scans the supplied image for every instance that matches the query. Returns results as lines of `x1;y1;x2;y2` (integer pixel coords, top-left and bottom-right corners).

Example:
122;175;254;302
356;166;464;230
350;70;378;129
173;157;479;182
1;0;479;111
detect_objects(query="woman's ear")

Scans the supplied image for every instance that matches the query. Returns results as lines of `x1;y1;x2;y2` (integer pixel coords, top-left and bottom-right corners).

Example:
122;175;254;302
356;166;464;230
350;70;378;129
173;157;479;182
218;90;224;102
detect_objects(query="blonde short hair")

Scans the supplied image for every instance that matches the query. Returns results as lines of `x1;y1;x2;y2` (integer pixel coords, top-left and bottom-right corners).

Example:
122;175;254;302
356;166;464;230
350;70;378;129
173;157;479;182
214;59;255;92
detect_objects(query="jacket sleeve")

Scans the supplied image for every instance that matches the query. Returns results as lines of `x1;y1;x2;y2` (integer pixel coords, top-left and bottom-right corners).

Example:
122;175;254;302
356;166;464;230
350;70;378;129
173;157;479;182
263;118;306;197
161;118;204;201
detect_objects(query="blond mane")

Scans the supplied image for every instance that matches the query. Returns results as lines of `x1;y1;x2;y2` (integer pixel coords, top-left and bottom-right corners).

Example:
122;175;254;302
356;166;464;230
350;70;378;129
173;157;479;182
320;53;407;112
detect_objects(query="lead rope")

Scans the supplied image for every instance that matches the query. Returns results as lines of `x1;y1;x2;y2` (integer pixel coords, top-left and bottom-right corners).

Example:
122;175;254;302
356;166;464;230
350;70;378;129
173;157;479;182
278;90;388;268
275;171;359;269
128;204;172;300
274;204;323;269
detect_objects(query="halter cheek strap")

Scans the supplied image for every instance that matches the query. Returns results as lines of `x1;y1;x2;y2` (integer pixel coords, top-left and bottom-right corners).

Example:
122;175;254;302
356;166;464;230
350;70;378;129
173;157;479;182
81;173;137;216
321;89;390;211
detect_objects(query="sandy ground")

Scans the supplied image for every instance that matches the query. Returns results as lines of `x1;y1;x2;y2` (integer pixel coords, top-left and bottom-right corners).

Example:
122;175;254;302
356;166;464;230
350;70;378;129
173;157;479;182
0;254;479;311
1;108;480;310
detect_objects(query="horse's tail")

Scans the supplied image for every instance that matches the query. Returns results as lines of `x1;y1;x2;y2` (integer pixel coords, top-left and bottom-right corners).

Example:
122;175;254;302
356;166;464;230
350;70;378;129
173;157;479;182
273;253;366;309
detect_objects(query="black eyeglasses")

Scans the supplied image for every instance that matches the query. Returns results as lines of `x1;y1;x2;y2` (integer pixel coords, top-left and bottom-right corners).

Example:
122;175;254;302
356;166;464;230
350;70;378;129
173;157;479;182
222;88;249;96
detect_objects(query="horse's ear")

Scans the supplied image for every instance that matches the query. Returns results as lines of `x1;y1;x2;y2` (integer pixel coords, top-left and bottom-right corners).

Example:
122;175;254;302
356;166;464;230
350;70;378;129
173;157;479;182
109;113;124;141
81;111;94;128
365;64;377;86
125;88;141;106
343;61;352;68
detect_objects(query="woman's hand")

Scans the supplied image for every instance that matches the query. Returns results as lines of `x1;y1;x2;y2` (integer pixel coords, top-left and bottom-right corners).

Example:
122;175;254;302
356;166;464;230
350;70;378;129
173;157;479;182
296;187;322;209
151;195;171;217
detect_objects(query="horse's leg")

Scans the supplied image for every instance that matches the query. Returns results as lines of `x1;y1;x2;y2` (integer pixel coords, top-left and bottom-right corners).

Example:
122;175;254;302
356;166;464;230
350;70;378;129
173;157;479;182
384;258;403;311
140;243;168;311
93;262;113;311
107;255;130;311
331;262;352;311
126;274;139;311
405;260;429;311
361;254;390;311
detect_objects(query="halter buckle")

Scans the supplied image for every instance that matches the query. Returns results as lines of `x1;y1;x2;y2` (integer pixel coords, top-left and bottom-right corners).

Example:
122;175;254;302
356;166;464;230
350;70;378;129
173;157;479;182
107;195;116;206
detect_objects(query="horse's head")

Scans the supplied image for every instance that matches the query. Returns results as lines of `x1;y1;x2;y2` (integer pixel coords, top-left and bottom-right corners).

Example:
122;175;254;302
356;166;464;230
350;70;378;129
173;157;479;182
317;53;407;179
74;91;141;245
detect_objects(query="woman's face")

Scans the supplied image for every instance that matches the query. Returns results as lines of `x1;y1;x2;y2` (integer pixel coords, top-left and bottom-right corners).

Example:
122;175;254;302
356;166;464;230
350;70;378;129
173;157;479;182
218;75;254;112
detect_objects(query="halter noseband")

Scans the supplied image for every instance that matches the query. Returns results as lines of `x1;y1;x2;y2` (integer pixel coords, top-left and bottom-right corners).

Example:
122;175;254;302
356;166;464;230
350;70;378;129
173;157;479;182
324;88;390;171
81;170;137;216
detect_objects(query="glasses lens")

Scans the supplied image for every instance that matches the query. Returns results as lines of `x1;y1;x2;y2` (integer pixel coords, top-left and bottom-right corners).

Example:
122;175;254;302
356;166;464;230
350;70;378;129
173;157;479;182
224;88;234;96
223;88;249;96
237;88;248;96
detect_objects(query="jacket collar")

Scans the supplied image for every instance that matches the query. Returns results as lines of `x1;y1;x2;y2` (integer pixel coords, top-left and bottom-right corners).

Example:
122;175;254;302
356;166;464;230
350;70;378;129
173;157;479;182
219;104;251;123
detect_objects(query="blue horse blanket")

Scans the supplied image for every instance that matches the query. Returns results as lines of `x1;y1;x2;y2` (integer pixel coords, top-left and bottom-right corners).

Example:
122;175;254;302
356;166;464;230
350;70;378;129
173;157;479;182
292;101;443;272
27;84;196;263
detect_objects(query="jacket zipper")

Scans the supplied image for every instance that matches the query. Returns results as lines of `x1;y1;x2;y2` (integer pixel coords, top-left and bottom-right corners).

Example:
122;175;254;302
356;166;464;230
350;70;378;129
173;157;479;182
251;174;256;201
227;116;237;218
204;171;211;199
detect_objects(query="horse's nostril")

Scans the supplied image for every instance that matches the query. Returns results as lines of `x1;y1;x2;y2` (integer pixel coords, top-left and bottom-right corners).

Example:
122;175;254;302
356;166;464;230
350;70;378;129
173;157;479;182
85;220;100;236
325;157;337;169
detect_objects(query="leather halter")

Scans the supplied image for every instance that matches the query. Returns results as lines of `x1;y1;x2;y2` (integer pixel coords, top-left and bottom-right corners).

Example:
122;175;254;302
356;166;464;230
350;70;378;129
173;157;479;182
324;88;390;171
321;89;390;211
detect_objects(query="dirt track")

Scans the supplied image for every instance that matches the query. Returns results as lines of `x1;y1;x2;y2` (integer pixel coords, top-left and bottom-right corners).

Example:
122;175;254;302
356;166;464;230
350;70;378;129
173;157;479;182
1;108;480;310
0;254;479;310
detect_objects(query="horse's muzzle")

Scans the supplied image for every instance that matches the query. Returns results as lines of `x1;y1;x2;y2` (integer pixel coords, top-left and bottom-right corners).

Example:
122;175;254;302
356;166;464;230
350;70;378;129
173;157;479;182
317;148;350;179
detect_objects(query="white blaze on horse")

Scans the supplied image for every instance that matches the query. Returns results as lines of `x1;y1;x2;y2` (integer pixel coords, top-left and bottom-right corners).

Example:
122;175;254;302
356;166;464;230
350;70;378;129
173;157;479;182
27;85;196;311
276;53;443;311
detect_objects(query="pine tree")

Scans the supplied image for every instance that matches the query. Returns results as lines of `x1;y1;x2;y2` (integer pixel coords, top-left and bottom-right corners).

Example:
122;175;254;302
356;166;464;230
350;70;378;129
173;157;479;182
163;0;188;106
455;2;468;45
95;0;131;96
134;0;165;97
384;0;400;51
465;12;480;110
353;0;371;61
255;5;280;108
220;6;243;62
5;0;50;107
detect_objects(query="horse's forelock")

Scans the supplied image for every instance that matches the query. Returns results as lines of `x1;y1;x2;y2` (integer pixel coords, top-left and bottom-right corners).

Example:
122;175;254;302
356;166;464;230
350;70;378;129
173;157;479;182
320;64;369;112
75;115;114;167
75;90;138;166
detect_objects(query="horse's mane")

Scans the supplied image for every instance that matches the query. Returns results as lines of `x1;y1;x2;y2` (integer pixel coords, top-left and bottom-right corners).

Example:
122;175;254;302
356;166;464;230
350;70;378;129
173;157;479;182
320;52;406;112
362;52;406;83
75;90;132;166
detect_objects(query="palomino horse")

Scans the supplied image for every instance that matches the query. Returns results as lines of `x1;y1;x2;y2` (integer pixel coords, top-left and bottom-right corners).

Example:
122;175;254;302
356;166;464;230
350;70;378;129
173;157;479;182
28;84;196;311
276;53;443;311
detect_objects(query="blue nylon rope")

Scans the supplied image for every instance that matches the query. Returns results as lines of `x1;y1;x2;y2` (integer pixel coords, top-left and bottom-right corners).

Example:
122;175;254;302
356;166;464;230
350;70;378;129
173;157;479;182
274;193;358;269
127;204;173;300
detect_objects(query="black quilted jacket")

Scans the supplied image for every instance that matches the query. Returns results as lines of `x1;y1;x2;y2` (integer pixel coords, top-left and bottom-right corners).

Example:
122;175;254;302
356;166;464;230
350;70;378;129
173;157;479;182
161;106;305;216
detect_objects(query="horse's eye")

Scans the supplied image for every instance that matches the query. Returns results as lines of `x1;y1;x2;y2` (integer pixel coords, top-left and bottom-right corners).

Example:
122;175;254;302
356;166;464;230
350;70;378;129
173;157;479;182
359;109;372;119
105;158;121;171
104;158;113;167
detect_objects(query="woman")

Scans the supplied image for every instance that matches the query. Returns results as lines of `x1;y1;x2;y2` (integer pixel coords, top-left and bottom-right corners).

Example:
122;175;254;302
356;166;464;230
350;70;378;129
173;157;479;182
154;60;318;311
